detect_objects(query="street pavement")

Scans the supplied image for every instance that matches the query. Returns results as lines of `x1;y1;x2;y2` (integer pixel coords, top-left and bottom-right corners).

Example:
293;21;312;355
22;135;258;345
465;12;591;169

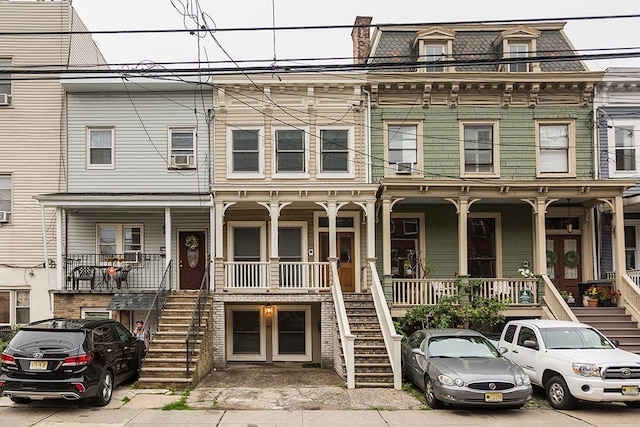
1;384;639;426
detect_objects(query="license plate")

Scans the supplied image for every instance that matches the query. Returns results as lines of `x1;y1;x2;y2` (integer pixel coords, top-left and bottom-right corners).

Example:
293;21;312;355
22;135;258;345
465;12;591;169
485;392;503;402
29;360;47;370
622;386;639;396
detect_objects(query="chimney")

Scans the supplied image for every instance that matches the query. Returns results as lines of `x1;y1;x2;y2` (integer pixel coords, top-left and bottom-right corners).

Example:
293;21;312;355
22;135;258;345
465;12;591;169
351;16;372;65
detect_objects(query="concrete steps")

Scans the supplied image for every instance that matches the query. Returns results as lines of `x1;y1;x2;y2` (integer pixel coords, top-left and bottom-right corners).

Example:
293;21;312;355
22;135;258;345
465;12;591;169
571;306;640;354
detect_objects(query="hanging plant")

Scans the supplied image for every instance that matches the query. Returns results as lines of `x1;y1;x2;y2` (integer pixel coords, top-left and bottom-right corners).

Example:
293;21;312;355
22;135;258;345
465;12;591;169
546;250;557;266
185;235;199;251
563;250;580;268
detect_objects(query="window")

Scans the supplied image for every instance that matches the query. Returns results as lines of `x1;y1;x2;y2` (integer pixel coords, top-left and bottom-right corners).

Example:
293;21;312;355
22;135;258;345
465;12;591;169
226;306;266;361
625;224;639;270
508;43;529;72
97;224;143;262
461;122;499;176
230;128;261;174
0;59;11;106
424;43;445;72
608;122;640;176
275;129;306;174
0;290;29;324
169;127;195;168
387;124;420;174
319;129;351;175
537;121;575;177
87;128;114;168
0;175;11;222
467;215;502;278
516;326;538;348
273;305;312;361
390;216;424;278
81;308;111;320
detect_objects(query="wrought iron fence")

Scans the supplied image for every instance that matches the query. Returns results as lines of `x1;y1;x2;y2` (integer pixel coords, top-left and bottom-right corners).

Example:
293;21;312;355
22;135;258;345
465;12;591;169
65;253;166;290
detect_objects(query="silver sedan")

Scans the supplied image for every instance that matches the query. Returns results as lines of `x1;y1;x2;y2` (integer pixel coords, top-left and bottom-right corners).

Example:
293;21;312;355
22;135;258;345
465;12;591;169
402;328;533;409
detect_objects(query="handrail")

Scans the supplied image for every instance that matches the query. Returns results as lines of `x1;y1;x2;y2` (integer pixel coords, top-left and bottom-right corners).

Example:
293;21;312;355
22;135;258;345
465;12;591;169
368;261;403;390
185;267;210;377
329;261;355;389
141;260;172;349
541;274;578;322
618;273;640;326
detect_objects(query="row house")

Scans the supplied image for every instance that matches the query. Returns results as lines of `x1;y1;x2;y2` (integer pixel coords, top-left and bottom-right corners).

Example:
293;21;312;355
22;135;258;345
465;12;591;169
0;0;105;327
352;18;636;319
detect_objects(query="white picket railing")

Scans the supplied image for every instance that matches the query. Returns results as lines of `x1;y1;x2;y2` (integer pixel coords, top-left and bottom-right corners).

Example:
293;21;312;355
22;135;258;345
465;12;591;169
223;262;269;289
393;277;538;306
279;262;330;289
606;270;640;287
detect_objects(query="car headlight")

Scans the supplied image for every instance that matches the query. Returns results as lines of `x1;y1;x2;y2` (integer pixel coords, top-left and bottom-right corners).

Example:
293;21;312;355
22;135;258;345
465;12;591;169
515;374;531;386
437;374;464;387
572;363;601;377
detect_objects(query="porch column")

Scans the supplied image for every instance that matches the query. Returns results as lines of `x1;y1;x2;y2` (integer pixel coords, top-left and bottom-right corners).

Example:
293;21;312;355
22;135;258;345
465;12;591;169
328;201;337;259
612;195;626;290
381;198;392;276
164;207;172;271
534;197;548;274
56;207;63;290
365;199;376;260
214;200;225;259
209;203;215;289
457;198;469;277
268;201;280;291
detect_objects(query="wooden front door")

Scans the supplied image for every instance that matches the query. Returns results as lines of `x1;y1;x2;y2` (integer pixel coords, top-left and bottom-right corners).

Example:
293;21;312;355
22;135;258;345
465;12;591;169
320;232;355;293
547;235;582;297
179;231;206;290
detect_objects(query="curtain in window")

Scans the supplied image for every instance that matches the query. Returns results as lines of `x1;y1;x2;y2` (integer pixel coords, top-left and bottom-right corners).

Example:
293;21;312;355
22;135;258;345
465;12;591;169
0;176;10;212
615;126;636;172
388;125;417;164
90;130;112;165
539;125;569;173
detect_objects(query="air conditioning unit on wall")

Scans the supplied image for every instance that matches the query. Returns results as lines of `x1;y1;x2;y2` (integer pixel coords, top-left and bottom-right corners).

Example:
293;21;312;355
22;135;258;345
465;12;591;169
0;93;10;106
395;162;413;174
0;211;10;223
172;155;192;167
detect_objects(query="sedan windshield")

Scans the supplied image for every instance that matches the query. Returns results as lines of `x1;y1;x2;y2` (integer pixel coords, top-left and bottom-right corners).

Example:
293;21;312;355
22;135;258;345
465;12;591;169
427;336;499;358
540;327;614;350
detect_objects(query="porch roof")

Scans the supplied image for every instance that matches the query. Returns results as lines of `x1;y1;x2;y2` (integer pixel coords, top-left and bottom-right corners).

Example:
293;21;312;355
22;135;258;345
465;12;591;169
210;182;379;202
36;192;213;208
107;292;165;311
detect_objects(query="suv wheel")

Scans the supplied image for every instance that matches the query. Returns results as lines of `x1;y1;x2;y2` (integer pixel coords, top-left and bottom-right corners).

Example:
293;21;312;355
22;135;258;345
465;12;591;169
94;369;113;407
546;375;577;410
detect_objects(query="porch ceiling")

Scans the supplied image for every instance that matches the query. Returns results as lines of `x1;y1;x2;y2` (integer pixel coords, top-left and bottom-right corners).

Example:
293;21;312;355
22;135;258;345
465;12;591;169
36;192;212;208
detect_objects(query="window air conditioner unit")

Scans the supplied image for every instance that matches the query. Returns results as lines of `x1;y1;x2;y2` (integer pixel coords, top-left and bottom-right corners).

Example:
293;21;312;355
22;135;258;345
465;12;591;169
0;94;9;106
395;162;413;174
0;211;9;223
172;155;192;167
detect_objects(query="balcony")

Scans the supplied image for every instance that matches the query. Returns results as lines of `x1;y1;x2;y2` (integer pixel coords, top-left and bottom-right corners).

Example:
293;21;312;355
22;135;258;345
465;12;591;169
64;254;166;291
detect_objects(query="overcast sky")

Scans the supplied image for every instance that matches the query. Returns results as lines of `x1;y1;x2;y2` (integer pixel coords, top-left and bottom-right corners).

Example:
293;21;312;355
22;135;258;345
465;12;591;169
71;0;640;71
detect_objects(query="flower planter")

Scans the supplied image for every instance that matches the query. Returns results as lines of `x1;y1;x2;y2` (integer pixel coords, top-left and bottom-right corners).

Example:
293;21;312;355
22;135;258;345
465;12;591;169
587;298;599;308
598;299;614;307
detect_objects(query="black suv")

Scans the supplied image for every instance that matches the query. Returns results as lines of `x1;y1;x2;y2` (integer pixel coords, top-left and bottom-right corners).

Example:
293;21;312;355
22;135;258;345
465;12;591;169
0;318;145;406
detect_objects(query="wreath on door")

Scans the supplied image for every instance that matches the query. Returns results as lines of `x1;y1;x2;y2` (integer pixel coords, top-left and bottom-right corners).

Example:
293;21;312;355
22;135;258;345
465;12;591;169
563;250;581;268
185;235;200;250
546;250;557;266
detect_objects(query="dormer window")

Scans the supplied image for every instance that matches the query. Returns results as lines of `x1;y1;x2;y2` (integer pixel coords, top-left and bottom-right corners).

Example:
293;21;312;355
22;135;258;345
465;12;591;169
413;27;456;73
494;27;541;73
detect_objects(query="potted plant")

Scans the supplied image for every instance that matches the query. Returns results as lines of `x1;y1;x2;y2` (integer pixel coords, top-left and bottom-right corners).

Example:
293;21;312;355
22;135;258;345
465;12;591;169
584;285;600;308
600;287;621;307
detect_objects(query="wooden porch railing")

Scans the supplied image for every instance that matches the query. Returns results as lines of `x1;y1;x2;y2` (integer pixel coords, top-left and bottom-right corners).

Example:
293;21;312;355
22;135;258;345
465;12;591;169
392;277;539;306
606;270;640;287
223;261;330;290
224;262;269;289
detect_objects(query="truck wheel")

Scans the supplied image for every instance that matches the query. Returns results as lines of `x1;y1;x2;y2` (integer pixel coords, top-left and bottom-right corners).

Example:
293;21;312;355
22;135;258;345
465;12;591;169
546;375;577;410
424;376;444;409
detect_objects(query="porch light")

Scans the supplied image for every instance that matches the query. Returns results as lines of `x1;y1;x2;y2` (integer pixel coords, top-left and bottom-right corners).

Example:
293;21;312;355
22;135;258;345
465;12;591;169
566;199;573;234
265;303;272;315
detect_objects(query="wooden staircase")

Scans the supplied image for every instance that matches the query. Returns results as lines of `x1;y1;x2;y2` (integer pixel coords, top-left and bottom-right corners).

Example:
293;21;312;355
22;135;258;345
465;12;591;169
571;306;640;354
342;294;394;388
135;291;211;389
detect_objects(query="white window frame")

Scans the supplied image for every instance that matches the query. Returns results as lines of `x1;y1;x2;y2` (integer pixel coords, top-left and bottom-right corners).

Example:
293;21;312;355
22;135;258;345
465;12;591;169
536;120;576;177
0;289;30;325
0;174;12;223
608;120;640;177
414;28;455;73
96;223;144;263
459;120;500;177
508;42;529;72
168;126;196;169
423;43;447;72
227;126;264;178
0;58;12;107
624;221;640;270
273;127;309;178
279;221;308;262
467;213;502;278
272;305;312;362
226;305;267;361
317;127;354;178
86;127;115;169
384;121;423;177
81;308;112;320
227;221;267;262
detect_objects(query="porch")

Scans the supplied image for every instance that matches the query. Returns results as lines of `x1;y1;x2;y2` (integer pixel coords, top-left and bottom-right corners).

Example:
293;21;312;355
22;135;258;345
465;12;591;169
64;253;166;290
222;261;331;291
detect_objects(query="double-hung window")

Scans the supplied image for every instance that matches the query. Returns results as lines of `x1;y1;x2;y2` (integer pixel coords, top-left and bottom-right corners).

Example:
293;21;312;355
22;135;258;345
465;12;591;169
0;59;11;106
537;120;575;177
87;127;114;169
424;43;445;72
319;129;350;175
0;290;29;325
169;127;196;168
461;121;499;176
98;224;143;263
625;224;639;270
230;128;261;175
387;124;419;175
508;43;529;72
0;175;11;223
608;122;639;176
275;129;307;175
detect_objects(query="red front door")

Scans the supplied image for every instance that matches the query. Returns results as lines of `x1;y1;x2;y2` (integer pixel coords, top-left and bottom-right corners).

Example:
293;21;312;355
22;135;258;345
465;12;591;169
547;235;582;297
179;231;206;290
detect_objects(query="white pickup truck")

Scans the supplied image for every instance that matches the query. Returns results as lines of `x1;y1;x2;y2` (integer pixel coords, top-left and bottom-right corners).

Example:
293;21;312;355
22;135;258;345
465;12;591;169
495;319;640;409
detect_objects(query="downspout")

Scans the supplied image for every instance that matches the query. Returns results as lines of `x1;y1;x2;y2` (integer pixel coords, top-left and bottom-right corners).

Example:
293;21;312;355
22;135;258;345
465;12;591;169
362;87;371;183
592;86;601;279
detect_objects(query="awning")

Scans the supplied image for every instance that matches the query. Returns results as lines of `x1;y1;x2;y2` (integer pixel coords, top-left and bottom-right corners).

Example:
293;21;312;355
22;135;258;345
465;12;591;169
107;293;163;311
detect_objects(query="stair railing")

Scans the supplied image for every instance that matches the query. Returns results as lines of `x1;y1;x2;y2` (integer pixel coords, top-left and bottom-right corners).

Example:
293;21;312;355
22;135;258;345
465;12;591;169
330;261;355;389
141;260;172;346
618;273;640;325
368;261;403;390
541;274;578;322
185;267;210;377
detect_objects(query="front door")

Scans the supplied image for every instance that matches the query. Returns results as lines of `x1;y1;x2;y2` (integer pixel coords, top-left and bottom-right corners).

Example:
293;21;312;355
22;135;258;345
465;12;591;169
547;235;582;296
320;232;355;293
179;231;206;290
